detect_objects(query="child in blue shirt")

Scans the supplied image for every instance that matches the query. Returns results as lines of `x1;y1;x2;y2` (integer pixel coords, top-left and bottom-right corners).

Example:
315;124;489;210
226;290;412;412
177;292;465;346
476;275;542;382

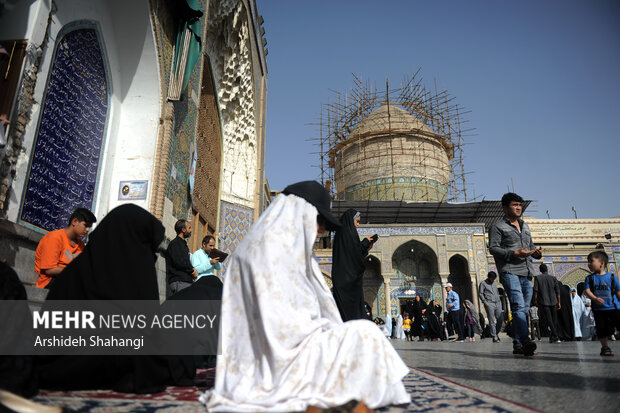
584;250;620;356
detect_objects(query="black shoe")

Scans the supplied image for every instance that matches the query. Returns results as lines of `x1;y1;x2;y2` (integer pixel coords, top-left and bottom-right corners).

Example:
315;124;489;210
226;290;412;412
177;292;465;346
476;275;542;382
523;341;537;357
513;346;524;355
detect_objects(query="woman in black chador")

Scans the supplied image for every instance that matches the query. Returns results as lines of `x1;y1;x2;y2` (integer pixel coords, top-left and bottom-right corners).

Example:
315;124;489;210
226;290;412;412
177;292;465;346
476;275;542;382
411;296;427;341
426;300;443;341
556;282;575;341
38;204;171;393
332;209;376;321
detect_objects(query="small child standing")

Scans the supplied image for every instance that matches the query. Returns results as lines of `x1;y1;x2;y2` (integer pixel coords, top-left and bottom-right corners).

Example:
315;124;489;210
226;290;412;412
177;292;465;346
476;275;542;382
584;250;620;356
403;314;412;341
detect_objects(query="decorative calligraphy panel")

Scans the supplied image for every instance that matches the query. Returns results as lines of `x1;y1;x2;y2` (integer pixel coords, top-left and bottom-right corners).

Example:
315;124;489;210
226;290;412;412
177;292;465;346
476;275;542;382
20;24;108;232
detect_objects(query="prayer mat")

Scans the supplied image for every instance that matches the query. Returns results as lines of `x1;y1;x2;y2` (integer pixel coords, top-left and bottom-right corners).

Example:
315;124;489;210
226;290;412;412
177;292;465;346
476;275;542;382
33;368;215;412
33;367;538;412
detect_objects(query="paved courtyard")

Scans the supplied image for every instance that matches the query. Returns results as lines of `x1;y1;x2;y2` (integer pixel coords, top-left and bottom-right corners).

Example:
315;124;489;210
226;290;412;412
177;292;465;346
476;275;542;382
393;335;620;413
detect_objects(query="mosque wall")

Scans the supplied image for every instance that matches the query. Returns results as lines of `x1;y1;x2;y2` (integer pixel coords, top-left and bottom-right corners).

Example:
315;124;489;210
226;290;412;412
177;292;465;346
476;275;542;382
316;223;487;319
319;221;620;321
202;0;267;257
0;0;267;299
3;0;160;230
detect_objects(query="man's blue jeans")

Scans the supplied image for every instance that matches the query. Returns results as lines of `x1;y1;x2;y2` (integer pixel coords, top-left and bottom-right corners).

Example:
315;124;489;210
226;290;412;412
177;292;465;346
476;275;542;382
500;272;533;346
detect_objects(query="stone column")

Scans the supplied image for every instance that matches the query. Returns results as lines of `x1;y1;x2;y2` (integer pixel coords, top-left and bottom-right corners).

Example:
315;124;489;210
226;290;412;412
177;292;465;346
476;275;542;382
471;278;480;313
440;275;449;312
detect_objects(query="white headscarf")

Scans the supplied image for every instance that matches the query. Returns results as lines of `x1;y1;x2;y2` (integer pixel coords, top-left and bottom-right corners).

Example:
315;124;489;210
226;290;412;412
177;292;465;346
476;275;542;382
570;287;585;338
384;313;392;337
395;314;405;339
201;194;410;411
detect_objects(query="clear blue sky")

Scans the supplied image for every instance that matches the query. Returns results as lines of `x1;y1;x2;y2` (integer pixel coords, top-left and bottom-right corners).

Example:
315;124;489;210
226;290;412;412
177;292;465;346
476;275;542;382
259;0;620;219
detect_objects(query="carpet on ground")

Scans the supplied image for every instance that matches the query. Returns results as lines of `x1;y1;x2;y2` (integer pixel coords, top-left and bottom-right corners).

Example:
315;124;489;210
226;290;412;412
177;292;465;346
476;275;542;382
33;367;538;412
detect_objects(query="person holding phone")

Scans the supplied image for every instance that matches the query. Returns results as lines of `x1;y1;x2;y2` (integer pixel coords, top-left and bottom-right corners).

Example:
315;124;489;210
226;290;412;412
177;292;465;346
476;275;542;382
489;192;542;357
332;209;377;321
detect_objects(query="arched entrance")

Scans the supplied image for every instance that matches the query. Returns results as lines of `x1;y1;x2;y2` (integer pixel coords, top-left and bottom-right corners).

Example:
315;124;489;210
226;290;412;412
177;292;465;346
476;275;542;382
560;267;590;289
448;254;473;304
391;240;441;309
363;255;383;317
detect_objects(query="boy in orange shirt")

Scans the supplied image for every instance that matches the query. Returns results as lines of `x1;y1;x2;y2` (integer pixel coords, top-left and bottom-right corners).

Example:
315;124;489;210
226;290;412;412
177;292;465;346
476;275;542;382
35;208;97;288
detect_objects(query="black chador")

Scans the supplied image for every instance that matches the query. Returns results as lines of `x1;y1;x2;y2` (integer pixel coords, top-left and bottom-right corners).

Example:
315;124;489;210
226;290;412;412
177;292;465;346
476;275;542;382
38;204;171;394
332;209;371;321
556;283;575;341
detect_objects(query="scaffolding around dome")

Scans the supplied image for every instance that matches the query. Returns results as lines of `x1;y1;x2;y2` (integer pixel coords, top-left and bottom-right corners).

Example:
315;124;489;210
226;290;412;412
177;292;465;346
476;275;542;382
312;70;475;203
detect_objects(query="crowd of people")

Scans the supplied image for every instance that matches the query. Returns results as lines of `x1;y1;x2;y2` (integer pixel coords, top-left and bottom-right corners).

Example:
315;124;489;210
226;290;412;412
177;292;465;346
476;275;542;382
1;185;619;412
376;275;498;344
377;263;614;348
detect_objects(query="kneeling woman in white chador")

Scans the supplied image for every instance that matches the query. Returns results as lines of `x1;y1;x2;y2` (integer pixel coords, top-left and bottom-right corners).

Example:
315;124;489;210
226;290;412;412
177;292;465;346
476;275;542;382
200;181;410;412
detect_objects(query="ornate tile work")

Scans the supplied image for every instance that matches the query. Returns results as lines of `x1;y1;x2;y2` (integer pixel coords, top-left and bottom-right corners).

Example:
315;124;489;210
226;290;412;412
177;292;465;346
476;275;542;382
19;22;109;232
378;283;386;316
218;200;253;274
467;236;476;272
153;8;173;95
341;176;448;202
446;235;467;251
547;256;587;262
560;267;591;287
431;284;443;302
205;0;258;206
475;238;487;279
554;263;589;280
162;0;206;219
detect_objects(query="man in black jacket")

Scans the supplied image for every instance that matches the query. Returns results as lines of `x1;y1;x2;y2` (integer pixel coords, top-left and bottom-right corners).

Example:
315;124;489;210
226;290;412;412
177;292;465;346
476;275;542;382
166;219;198;295
533;263;561;343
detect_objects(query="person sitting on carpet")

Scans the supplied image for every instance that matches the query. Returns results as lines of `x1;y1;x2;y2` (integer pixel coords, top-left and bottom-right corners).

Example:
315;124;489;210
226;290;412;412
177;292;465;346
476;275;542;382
38;204;172;394
200;181;411;412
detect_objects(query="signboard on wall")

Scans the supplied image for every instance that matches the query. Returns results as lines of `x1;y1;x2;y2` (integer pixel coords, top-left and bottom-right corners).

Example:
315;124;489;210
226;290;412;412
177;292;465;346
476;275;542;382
118;181;148;201
525;218;620;243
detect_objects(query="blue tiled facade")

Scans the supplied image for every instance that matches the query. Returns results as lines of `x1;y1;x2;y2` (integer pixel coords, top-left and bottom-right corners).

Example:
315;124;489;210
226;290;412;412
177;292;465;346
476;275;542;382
19;22;109;232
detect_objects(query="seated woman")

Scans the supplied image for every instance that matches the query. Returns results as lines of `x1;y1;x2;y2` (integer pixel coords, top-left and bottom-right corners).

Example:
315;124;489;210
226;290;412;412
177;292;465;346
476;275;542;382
201;181;410;412
38;204;171;394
